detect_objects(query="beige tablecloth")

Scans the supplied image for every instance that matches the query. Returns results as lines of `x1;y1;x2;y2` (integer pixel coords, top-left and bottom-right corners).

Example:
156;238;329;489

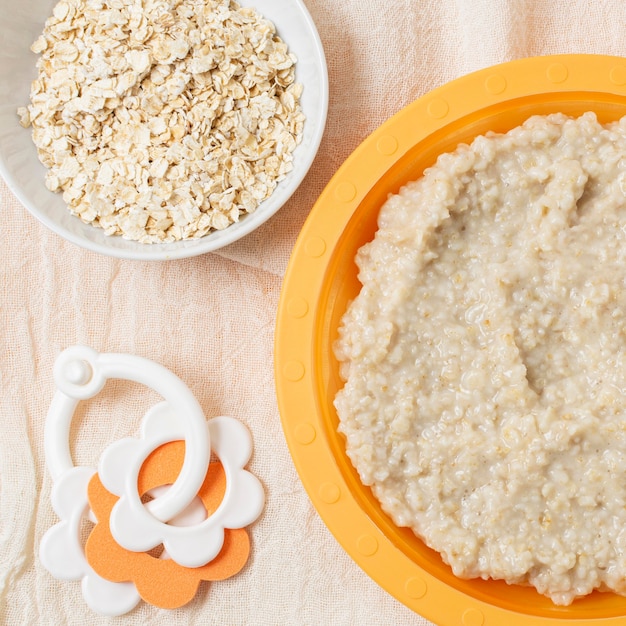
3;1;626;624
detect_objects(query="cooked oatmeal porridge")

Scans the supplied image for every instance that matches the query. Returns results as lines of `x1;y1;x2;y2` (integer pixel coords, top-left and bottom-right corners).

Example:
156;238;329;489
334;112;626;605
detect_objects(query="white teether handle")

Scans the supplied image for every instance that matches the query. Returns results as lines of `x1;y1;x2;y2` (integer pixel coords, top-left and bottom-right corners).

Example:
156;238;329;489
44;346;210;522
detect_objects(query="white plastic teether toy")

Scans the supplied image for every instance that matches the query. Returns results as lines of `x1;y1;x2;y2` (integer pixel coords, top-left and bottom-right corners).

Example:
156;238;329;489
40;346;265;615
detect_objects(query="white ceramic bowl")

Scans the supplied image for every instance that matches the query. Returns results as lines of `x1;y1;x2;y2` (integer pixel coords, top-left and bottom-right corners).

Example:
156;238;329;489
0;0;328;260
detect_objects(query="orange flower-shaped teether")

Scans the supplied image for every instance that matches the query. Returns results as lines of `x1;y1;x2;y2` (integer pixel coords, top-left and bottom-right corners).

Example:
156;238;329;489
85;441;250;609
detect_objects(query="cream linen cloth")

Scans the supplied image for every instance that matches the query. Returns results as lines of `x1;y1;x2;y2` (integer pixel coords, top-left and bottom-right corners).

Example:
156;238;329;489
2;1;626;625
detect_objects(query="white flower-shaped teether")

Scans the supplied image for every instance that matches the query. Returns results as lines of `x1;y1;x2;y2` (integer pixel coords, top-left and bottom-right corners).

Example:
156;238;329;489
39;466;141;617
98;402;264;568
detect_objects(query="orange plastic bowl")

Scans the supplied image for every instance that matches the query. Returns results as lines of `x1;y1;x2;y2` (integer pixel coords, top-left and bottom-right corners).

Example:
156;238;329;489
274;54;626;625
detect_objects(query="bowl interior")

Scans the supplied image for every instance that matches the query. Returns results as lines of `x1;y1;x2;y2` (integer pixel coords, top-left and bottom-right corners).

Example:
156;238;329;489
0;0;328;259
315;94;626;620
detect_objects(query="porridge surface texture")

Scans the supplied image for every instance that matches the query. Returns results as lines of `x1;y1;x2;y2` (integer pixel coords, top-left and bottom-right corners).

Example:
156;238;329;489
334;112;626;605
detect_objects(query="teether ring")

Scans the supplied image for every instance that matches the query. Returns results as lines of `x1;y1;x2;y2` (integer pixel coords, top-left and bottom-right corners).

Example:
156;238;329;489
46;345;210;521
40;346;265;615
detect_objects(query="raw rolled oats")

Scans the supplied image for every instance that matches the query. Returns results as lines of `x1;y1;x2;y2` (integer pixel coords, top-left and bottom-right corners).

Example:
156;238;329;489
18;0;305;243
